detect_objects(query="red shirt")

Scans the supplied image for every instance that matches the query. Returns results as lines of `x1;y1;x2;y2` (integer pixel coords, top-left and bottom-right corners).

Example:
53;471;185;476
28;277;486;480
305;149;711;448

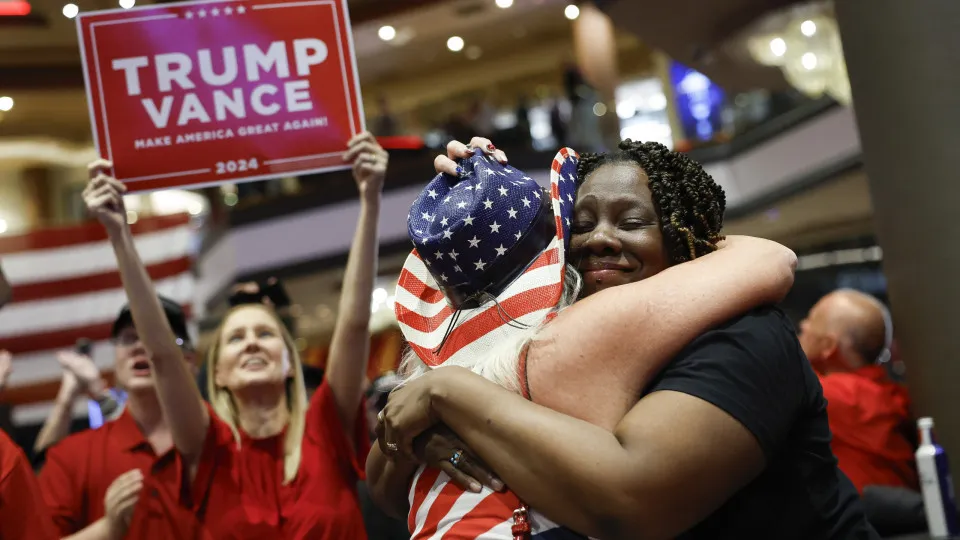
820;365;918;492
0;430;58;540
38;408;205;539
193;379;370;539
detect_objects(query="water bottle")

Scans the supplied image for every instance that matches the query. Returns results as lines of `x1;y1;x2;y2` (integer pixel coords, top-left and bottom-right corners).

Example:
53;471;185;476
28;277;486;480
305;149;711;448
917;417;960;538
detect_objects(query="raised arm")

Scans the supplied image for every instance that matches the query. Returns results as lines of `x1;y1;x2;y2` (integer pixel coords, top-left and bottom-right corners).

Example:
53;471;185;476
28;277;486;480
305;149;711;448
529;234;796;430
82;162;208;464
324;132;387;431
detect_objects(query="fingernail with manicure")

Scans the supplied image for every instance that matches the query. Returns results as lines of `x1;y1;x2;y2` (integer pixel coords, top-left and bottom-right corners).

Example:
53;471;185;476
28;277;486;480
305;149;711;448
491;478;504;491
469;481;482;493
486;144;496;151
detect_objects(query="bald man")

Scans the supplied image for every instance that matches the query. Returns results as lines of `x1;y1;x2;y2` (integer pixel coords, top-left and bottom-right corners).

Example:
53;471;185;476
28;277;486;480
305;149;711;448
798;289;918;493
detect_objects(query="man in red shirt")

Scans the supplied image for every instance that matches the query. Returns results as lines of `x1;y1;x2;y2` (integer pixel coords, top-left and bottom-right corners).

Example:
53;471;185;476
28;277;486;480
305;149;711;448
798;289;918;493
37;298;202;539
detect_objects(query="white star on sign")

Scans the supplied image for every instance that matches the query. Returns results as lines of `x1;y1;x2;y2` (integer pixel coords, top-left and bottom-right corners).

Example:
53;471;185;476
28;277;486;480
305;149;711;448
211;7;220;15
443;195;452;203
514;231;523;240
520;197;531;208
463;215;475;226
427;189;438;199
495;244;507;256
440;217;449;227
449;249;459;260
236;5;245;13
198;8;207;16
468;236;481;248
454;265;462;272
185;10;194;17
507;208;518;219
533;190;541;198
568;194;574;202
442;229;453;239
421;211;431;220
435;251;444;260
224;6;233;14
422;237;430;245
489;221;501;233
498;185;508;197
441;273;448;282
565;217;570;226
474;259;487;271
482;198;493;209
456;201;467;209
569;173;576;182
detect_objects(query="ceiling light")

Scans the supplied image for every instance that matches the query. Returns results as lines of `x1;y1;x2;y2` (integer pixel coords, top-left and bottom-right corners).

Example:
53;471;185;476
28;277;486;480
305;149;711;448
800;19;817;37
447;36;464;52
801;52;818;70
378;25;396;41
769;37;786;57
0;97;12;112
564;4;579;20
465;46;482;60
496;0;513;7
119;0;135;8
62;3;78;17
647;93;668;110
592;102;607;117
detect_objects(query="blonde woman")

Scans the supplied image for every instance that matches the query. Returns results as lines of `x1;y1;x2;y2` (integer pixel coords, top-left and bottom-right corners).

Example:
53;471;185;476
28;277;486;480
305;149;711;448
85;131;387;539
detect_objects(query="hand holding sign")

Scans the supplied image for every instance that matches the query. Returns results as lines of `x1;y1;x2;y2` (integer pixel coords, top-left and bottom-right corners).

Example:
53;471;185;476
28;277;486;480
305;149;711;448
344;131;387;200
83;160;129;234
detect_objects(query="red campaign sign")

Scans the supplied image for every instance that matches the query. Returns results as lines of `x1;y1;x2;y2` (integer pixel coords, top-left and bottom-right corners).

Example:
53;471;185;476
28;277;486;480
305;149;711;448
76;0;364;192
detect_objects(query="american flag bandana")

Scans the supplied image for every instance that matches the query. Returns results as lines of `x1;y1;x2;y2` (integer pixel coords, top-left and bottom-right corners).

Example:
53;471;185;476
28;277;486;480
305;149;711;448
395;148;580;367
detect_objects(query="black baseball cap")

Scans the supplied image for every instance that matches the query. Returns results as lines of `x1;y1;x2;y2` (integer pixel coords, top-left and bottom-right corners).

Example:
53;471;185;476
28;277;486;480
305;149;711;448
111;295;192;347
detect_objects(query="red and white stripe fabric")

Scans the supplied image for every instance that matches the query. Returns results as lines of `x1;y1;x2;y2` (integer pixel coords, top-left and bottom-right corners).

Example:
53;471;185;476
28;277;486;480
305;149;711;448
394;236;563;368
408;466;586;540
0;213;195;424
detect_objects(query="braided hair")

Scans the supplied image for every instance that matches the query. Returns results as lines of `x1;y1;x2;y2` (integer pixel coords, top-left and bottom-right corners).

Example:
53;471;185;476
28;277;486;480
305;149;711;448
575;139;726;264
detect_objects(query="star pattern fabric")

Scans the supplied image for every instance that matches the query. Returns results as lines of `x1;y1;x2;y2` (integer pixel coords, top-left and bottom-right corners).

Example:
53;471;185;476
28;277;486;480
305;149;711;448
407;149;547;288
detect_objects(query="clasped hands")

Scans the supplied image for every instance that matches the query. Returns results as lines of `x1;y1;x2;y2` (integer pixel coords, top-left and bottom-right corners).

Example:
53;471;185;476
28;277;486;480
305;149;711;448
376;368;504;493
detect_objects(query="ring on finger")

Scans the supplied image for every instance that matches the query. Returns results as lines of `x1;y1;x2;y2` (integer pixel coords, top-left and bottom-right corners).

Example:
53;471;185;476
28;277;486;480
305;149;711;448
449;449;464;469
385;442;398;452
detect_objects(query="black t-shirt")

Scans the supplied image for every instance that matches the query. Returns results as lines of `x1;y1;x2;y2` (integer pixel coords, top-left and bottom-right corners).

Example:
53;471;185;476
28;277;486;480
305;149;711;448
646;306;880;539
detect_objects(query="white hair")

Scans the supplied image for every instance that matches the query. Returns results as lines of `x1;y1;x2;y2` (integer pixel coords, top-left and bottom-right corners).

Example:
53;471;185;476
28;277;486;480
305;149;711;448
399;265;582;392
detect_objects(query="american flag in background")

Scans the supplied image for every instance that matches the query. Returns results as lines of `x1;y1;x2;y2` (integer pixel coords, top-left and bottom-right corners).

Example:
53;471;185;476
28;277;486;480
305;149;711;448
0;213;195;425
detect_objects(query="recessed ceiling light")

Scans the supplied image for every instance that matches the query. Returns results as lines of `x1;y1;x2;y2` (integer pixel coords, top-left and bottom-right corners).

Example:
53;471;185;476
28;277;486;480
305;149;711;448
378;25;396;41
465;46;482;60
119;0;135;8
0;97;12;112
564;4;580;20
447;36;464;52
496;0;513;8
62;3;79;18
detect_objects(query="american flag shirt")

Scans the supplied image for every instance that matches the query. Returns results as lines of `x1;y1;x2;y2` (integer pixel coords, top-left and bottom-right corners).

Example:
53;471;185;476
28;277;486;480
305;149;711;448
407;465;590;540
